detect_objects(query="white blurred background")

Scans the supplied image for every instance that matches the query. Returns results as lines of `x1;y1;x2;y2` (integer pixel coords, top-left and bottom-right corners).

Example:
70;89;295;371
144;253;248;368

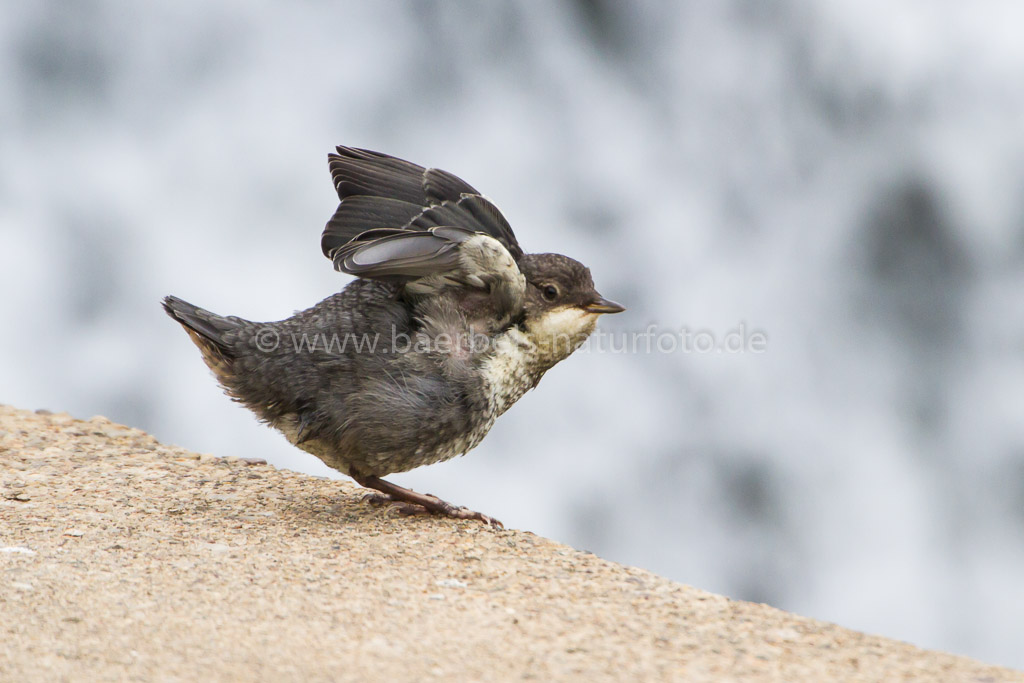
3;0;1024;669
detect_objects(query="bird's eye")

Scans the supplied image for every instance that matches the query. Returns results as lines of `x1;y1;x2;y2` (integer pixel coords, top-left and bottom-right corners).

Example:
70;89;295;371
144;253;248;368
541;284;559;301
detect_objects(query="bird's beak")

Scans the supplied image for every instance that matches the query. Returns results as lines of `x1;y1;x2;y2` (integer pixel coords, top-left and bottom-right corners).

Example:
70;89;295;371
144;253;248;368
583;295;626;314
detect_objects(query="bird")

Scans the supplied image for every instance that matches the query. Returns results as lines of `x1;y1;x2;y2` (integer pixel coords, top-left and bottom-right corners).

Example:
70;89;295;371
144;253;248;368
163;146;624;526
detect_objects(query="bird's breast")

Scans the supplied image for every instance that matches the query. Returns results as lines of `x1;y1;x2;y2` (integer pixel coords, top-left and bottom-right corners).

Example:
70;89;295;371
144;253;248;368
479;327;545;417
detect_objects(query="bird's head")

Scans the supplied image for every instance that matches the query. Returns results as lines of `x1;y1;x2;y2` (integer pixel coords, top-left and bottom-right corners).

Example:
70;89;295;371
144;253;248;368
517;253;625;365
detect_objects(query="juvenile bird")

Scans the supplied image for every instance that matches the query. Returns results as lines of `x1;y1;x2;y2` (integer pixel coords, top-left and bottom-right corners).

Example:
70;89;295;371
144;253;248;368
163;146;624;526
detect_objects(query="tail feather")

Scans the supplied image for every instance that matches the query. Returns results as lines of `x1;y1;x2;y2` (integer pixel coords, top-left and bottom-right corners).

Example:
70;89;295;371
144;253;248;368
162;295;249;380
162;296;237;348
163;295;301;427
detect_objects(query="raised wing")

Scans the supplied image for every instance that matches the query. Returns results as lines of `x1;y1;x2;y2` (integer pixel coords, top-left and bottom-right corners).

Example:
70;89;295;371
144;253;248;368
321;146;523;265
321;147;526;327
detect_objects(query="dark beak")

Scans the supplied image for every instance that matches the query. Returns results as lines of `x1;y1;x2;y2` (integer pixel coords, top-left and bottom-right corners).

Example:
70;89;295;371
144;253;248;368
583;295;626;315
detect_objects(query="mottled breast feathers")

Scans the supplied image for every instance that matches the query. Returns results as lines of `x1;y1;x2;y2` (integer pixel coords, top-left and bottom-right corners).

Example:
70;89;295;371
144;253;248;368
321;146;526;331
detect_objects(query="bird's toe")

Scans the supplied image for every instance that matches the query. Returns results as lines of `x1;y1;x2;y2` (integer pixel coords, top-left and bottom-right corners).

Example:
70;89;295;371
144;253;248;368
362;492;393;506
446;506;503;528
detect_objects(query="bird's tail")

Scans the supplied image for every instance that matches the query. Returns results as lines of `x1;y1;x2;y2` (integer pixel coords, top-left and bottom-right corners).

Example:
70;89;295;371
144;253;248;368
162;295;243;375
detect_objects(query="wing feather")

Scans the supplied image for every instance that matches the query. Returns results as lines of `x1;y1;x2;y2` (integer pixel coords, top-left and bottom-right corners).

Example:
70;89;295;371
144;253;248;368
321;147;522;262
335;228;474;280
320;147;527;328
321;197;424;258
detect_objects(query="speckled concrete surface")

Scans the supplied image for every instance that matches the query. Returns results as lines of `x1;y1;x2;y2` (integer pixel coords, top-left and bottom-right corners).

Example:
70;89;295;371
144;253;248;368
1;404;1019;682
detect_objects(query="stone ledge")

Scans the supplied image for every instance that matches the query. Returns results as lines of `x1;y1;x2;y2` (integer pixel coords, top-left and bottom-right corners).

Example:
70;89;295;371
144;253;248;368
1;404;1019;681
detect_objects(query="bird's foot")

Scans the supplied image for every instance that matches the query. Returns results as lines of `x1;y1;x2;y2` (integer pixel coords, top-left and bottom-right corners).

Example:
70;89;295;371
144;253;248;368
352;473;503;527
389;497;503;528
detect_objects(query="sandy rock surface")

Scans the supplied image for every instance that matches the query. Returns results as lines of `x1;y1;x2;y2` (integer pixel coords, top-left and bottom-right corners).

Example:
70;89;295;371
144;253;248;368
1;404;1020;681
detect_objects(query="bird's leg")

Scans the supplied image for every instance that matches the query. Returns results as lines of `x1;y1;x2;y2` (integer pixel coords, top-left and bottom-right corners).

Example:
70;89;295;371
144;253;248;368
349;470;502;528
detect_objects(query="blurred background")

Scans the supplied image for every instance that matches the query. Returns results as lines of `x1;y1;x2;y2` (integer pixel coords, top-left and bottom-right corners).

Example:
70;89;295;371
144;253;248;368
3;0;1024;668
